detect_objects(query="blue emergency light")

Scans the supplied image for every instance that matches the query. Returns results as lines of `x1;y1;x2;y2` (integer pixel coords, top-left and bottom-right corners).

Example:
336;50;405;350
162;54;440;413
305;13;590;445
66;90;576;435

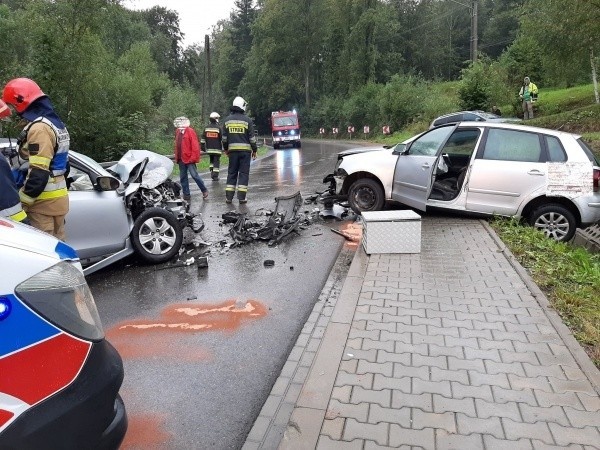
0;297;11;321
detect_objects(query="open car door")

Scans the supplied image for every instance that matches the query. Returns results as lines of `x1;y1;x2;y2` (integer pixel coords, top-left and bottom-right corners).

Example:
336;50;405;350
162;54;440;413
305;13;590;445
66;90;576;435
391;125;457;210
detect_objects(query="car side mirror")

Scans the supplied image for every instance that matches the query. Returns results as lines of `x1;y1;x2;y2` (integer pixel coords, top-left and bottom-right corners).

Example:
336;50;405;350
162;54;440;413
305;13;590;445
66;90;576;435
392;143;407;155
95;176;120;191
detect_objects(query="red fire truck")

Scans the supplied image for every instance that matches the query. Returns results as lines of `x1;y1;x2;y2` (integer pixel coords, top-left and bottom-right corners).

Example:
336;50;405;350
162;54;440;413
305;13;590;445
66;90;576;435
271;110;301;149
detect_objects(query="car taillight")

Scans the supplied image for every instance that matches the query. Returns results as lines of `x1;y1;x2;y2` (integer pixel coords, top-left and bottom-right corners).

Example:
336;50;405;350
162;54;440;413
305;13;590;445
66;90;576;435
15;261;104;341
594;168;599;192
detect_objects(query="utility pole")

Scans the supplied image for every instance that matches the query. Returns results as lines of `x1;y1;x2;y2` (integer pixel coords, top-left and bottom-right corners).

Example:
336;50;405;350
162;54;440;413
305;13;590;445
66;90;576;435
448;0;478;63
471;0;478;62
205;34;212;116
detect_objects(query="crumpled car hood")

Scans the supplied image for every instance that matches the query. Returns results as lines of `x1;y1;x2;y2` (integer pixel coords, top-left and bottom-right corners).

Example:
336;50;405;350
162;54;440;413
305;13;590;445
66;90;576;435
110;149;174;189
338;146;387;157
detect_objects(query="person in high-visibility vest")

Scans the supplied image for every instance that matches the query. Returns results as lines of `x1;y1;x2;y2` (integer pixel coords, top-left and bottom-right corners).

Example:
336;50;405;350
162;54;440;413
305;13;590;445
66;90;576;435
222;97;257;204
0;100;28;224
2;78;69;239
201;112;223;181
519;76;539;120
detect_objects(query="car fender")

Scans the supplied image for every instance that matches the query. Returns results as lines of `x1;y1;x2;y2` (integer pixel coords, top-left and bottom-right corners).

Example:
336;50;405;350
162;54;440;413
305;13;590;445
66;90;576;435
338;149;398;198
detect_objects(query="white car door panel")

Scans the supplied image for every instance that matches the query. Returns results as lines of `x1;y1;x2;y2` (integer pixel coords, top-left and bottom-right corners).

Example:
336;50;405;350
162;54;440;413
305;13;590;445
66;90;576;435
466;128;546;215
392;126;456;210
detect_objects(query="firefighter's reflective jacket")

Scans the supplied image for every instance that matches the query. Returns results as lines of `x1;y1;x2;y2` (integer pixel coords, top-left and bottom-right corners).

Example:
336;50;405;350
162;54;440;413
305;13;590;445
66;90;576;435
0;155;27;222
222;110;257;153
17;115;70;216
201;122;223;155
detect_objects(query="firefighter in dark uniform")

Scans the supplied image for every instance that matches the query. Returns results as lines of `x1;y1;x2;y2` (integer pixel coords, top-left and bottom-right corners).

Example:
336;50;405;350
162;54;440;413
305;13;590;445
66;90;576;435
2;78;70;240
222;97;257;204
0;100;28;223
201;112;223;181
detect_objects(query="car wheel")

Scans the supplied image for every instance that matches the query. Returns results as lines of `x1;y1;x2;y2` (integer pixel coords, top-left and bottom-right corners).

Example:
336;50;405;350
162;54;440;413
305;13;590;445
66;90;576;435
529;204;576;242
348;178;384;214
131;207;183;263
273;143;280;150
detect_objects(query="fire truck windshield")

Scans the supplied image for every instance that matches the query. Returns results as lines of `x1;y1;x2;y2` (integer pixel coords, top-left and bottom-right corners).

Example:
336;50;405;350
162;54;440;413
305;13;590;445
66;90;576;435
273;116;298;127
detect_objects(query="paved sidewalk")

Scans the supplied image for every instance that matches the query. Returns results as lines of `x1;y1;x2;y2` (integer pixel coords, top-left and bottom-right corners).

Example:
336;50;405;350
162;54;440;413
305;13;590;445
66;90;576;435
245;216;600;449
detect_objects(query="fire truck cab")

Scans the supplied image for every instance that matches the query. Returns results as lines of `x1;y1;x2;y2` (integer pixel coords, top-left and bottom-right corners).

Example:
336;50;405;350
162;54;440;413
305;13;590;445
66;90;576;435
271;110;301;149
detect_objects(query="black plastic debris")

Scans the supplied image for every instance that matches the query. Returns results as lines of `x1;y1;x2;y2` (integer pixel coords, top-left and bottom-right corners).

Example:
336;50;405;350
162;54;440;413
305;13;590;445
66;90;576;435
224;192;309;247
197;256;209;268
263;259;275;267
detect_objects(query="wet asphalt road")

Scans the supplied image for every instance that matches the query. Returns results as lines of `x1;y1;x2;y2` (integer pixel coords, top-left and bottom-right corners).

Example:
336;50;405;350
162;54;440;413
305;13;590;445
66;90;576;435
86;140;363;449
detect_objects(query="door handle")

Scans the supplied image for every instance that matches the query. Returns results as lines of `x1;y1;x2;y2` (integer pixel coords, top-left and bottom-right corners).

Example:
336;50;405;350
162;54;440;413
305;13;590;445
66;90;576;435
421;163;430;169
528;169;545;176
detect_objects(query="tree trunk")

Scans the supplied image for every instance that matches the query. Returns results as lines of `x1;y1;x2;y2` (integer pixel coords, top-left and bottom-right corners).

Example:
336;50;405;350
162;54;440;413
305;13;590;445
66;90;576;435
305;61;311;108
591;47;600;104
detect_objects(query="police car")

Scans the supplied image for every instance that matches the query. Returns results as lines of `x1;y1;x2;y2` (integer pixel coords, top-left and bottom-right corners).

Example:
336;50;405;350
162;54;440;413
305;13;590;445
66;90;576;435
0;219;127;449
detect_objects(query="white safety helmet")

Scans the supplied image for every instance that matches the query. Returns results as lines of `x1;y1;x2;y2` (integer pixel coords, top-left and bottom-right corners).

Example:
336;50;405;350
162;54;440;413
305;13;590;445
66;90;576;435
232;96;247;112
209;112;220;121
173;116;190;128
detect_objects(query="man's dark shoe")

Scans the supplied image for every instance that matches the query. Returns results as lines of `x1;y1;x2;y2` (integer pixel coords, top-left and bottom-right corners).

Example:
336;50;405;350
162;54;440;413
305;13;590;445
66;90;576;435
183;194;191;201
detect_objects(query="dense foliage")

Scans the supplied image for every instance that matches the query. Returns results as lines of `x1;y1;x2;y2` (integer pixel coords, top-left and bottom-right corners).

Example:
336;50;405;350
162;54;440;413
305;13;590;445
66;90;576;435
0;0;598;159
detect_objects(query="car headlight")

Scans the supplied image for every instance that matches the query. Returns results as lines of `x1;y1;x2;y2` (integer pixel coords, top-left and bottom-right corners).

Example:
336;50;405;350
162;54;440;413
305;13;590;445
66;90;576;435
16;262;104;341
277;131;283;136
290;130;295;135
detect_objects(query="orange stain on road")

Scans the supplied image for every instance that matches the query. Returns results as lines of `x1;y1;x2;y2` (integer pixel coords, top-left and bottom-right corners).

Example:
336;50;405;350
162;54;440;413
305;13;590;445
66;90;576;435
340;222;363;249
106;300;267;360
121;413;171;450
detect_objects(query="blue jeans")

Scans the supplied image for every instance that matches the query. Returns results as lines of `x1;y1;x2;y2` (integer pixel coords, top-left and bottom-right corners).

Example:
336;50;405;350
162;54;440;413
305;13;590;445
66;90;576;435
178;162;207;196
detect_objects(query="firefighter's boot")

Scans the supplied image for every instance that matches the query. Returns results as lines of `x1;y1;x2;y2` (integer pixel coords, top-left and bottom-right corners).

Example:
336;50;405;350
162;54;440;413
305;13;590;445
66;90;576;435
225;191;234;204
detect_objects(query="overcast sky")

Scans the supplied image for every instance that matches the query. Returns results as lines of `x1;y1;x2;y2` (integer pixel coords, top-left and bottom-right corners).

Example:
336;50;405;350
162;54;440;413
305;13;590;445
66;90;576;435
123;0;238;47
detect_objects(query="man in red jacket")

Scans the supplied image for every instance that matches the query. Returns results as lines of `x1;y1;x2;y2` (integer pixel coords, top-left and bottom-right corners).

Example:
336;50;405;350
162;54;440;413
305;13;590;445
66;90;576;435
173;116;208;201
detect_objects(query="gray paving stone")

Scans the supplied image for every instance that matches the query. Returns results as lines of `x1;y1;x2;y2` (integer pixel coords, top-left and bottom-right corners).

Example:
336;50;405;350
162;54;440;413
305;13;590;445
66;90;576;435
321;418;345;440
377;351;412;365
411;409;456;433
392;391;434;412
500;350;541;365
389;425;435;448
344;349;376;362
362;339;395;353
379;331;412;344
331;386;352;403
475;398;521;421
483;435;534;449
343;418;388;446
335;371;373;389
245;415;271;443
531;442;585;450
351;387;391;408
357;361;393;377
412;354;448;370
412;378;452;397
520;404;570;427
368;404;411;427
456;414;504;439
563;407;600;428
339;359;358;375
433;394;476;416
317;436;364;449
452;382;494;402
469;370;511;389
549;378;595;394
503;419;553;444
373;374;411;392
577;393;600;412
436;430;484;449
508;374;552;392
430;367;469;384
326;400;369;422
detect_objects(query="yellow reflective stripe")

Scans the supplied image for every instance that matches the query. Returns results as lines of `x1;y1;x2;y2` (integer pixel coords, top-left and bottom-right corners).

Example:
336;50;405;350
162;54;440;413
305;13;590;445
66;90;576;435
45;179;67;191
29;155;51;169
10;210;28;222
229;144;251;151
19;191;35;205
238;186;248;192
205;128;220;133
37;187;68;200
225;185;236;192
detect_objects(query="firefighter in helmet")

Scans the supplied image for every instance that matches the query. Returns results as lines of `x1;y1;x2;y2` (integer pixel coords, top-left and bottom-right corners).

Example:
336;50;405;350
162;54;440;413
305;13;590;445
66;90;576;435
201;112;223;181
1;78;70;240
222;97;257;204
0;99;28;223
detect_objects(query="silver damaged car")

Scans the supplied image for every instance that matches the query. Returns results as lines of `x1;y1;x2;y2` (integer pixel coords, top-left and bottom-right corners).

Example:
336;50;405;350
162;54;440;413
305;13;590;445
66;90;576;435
325;122;600;241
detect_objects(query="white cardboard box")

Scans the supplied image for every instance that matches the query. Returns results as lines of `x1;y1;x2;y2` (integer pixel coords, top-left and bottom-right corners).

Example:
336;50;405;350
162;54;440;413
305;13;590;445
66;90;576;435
361;210;421;254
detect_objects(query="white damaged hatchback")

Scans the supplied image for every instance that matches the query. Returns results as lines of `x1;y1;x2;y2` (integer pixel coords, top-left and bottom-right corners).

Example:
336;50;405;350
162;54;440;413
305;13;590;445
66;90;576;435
325;122;600;241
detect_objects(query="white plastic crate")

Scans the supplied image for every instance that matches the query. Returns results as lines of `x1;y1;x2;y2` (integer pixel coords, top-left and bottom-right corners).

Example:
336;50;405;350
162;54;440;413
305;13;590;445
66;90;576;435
361;210;421;254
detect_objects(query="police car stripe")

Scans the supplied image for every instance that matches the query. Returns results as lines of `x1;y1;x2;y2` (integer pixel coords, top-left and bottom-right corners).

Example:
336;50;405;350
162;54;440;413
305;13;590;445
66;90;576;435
0;295;60;358
0;393;30;432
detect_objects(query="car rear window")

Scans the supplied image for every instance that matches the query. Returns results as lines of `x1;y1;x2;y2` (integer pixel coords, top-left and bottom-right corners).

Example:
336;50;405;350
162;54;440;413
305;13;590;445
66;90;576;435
482;129;542;162
545;136;567;162
577;138;600;166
